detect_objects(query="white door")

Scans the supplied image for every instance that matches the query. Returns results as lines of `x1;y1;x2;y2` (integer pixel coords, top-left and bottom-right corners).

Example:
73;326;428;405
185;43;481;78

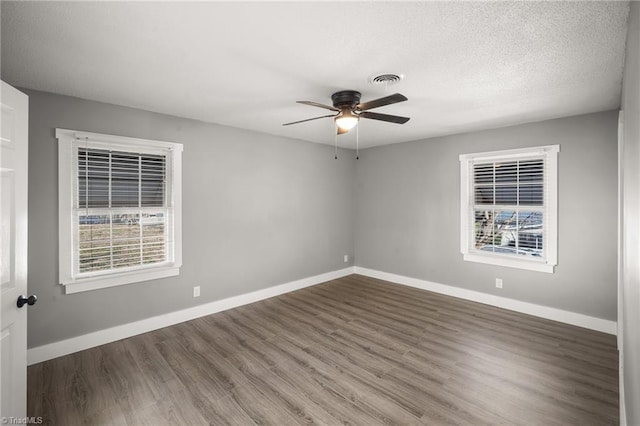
0;81;29;418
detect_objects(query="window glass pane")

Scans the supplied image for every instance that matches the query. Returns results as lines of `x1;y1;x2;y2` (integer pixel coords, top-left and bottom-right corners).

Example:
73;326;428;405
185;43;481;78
495;185;518;204
78;149;110;208
517;211;543;257
81;179;109;208
494;210;518;249
518;184;543;205
519;160;544;182
473;164;493;184
141;180;165;206
141;156;165;177
474;210;544;258
112;246;141;268
111;153;140;207
77;211;169;274
475;209;536;257
494;161;518;183
474;186;494;204
78;214;111;272
111;213;140;238
142;212;166;264
111;179;140;207
474;209;495;249
141;154;165;207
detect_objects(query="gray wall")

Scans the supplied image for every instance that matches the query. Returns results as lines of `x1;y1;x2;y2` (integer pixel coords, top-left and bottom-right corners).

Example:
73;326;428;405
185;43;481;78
355;111;618;321
621;1;640;423
26;89;355;348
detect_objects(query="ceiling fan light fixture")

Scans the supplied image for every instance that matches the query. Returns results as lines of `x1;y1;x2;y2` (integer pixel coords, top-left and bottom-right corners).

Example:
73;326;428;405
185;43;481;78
335;109;359;130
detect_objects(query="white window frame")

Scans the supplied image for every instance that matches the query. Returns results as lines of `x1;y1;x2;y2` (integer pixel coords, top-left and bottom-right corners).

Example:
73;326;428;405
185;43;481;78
57;129;183;294
459;145;559;273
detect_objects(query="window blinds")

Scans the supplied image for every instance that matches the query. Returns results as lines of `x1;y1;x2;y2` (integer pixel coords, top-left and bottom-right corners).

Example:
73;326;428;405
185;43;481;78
471;158;545;258
473;159;544;206
78;148;166;208
76;147;169;274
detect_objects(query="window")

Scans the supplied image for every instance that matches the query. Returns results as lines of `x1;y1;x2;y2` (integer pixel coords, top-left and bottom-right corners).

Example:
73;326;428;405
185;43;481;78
459;145;559;273
57;129;183;293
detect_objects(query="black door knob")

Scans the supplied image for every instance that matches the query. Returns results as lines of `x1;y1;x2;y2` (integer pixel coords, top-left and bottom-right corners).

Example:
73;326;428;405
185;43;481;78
17;295;37;308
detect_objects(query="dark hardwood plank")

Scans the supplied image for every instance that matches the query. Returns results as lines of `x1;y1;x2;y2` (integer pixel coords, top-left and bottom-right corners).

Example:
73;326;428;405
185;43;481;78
27;274;619;425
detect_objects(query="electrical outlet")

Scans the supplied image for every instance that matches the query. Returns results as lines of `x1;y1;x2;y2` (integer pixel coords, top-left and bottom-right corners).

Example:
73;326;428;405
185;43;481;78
193;286;200;297
495;278;503;289
344;254;349;263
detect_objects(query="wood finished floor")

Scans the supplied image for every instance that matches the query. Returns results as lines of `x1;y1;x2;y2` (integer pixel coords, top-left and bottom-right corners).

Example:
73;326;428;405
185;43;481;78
28;275;619;425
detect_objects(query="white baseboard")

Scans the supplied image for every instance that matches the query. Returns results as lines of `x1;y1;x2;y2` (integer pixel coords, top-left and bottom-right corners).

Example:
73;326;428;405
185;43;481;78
353;267;617;335
27;267;354;365
620;349;627;426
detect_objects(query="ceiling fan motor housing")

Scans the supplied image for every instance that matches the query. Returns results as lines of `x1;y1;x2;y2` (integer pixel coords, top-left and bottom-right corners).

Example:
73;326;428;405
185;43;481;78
331;90;362;109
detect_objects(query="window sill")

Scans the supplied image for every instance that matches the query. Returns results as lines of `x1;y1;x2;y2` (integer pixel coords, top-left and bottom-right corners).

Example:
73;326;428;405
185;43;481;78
61;265;180;294
463;253;555;273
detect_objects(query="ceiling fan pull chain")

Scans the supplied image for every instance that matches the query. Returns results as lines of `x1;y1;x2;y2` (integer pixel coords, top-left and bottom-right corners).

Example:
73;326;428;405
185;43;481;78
334;126;338;160
356;124;360;160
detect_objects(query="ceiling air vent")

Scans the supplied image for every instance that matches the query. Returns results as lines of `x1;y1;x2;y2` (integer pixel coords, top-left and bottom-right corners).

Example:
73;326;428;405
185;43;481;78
369;73;404;86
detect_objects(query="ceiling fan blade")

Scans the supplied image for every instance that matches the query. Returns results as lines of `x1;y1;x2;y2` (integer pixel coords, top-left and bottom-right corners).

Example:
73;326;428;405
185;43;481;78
282;114;336;126
357;93;408;111
297;101;339;111
359;111;410;124
337;127;349;135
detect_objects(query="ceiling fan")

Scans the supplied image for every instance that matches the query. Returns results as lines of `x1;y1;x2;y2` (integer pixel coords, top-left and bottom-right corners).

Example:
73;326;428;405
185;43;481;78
283;90;410;135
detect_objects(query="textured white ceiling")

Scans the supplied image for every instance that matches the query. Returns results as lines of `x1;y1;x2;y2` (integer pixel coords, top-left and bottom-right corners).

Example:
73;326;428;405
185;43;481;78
0;1;630;148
